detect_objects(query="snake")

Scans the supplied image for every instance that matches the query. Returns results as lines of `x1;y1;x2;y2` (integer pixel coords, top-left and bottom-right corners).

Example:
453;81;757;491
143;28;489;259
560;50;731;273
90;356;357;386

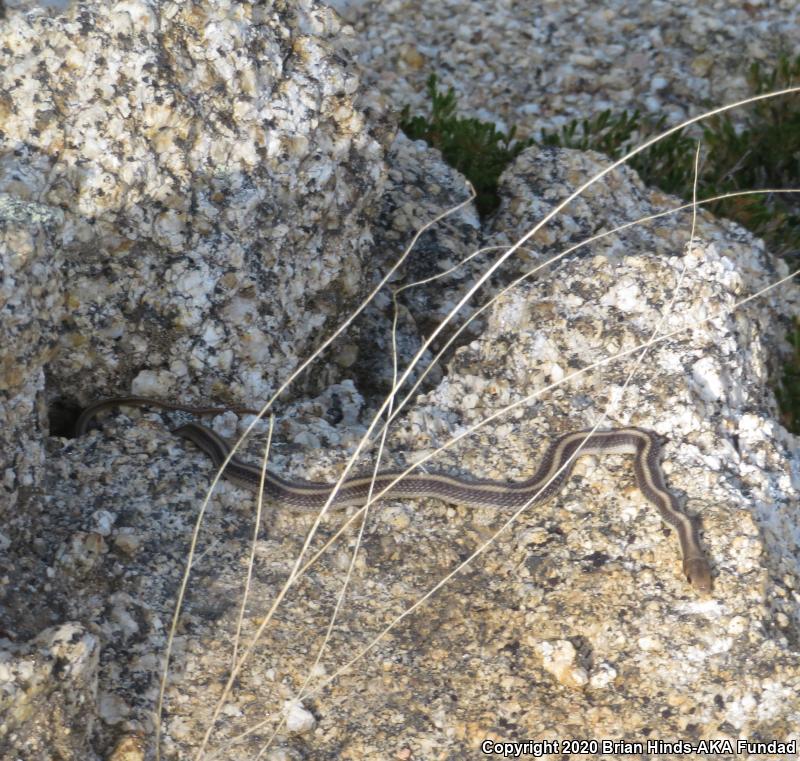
75;396;712;593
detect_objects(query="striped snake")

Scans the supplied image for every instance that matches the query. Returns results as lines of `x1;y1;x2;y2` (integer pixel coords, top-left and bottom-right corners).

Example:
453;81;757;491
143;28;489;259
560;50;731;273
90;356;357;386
75;396;712;593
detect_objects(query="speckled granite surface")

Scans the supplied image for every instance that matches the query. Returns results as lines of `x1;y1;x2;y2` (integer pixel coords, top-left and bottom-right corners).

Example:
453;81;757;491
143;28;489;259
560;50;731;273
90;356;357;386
1;1;799;759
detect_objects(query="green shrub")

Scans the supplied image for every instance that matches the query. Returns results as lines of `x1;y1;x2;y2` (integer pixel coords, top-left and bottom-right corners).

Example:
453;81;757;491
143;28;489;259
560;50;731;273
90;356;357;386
776;317;800;432
693;54;800;263
400;74;535;217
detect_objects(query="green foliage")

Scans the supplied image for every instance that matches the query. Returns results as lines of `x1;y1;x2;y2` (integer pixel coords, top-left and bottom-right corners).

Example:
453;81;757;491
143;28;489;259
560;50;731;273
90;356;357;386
400;57;800;431
693;54;800;264
776;317;800;433
400;74;534;217
540;108;641;156
539;109;698;196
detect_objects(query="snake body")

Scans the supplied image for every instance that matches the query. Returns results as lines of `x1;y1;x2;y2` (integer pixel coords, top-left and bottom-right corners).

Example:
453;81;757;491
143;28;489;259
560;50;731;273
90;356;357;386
75;396;712;592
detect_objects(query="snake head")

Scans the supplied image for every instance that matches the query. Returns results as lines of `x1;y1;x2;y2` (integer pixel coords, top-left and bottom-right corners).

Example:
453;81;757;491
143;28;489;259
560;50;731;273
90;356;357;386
684;557;712;594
